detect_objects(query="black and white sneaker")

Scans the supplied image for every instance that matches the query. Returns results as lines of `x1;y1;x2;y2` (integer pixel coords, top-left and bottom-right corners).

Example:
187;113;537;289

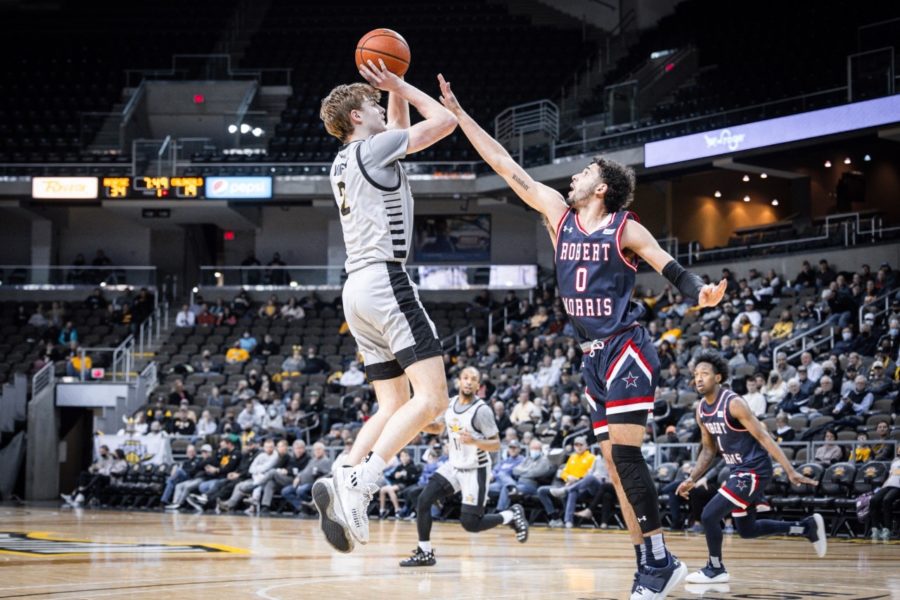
312;478;355;554
399;547;436;567
685;563;730;584
802;513;827;558
631;553;688;600
509;504;529;543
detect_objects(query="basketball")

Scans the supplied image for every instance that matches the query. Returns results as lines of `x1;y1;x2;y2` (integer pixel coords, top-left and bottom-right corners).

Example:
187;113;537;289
355;28;411;77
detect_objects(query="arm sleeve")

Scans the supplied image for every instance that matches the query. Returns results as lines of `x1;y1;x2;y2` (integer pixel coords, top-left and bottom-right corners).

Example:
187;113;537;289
363;129;409;168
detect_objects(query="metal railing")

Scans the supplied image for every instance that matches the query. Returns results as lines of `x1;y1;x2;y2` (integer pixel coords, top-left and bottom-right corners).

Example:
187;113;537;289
77;335;135;383
772;321;835;367
494;100;560;161
125;54;291;87
687;220;852;265
0;265;157;289
859;289;893;328
31;361;55;398
136;362;158;404
197;265;539;292
138;302;170;356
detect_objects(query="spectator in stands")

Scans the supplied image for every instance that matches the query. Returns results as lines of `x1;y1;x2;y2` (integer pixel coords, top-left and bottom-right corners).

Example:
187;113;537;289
281;345;305;373
196;304;216;327
773;352;796;382
868;444;900;540
280;297;305;321
261;405;284;437
822;287;856;328
220;438;280;515
255;333;279;361
809;375;839;416
281;441;331;513
833;326;856;354
778;378;810;416
493;400;512;432
494;439;553;512
488;440;524;501
770;310;794;340
192;410;217;442
832;375;874;429
378;450;421;518
527;355;561;389
813;429;843;465
167;379;192;405
204;385;226;409
237;399;264;432
868;361;894;396
28;304;48;328
299;346;329;374
872;421;893;461
796;364;817;397
851;432;873;464
537;436;595;527
557;450;614;529
238;330;258;353
171;408;195;436
510;389;539;426
66;345;92;379
741;376;767;418
560;392;584;421
175;304;195;328
218;306;238;326
258;295;280;320
734;299;761;332
58;321;78;345
815;259;837;290
167;437;236;510
226;340;250;364
160;443;207;504
194;349;221;375
398;445;448;519
338;361;366;389
231;288;252;317
854;318;880;357
773;413;795;442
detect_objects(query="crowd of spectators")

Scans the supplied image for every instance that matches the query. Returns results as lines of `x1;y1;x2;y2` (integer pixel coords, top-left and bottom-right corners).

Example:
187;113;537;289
66;258;900;537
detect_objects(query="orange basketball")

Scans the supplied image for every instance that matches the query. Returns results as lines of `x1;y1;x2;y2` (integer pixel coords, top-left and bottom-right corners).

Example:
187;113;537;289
355;28;411;77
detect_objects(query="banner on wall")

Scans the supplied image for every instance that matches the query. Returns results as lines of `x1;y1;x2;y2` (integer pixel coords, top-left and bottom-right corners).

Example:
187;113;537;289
93;433;172;465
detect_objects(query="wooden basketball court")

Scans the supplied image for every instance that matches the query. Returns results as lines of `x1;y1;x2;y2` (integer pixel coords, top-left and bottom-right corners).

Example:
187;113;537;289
0;506;894;599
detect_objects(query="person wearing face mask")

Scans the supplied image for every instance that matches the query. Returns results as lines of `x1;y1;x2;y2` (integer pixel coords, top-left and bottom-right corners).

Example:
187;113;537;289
261;404;285;436
495;439;555;511
877;319;900;357
833;326;856;354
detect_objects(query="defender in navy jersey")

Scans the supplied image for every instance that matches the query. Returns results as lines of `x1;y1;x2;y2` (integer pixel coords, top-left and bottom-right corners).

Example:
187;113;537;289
439;74;727;600
677;352;827;585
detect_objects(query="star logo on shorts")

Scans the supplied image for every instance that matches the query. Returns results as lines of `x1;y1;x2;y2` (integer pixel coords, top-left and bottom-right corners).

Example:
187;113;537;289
735;479;749;491
622;372;639;388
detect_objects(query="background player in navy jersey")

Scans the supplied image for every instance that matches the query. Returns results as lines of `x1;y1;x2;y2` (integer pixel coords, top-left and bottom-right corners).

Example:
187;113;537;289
438;74;726;600
677;351;827;585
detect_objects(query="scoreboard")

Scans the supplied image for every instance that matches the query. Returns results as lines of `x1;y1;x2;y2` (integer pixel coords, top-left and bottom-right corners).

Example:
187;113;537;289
101;177;204;199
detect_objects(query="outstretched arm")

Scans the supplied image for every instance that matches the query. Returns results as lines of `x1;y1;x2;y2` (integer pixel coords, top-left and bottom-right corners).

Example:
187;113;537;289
360;60;456;155
620;219;726;308
386;76;410;130
438;74;568;237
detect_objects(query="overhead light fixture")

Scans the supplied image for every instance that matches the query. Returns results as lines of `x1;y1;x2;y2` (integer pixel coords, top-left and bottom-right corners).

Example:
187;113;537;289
213;271;222;279
240;123;251;134
771;198;779;206
251;127;263;137
824;160;832;168
742;175;750;182
760;173;768;179
192;286;199;293
714;191;722;198
743;195;750;202
227;124;238;134
843;157;851;165
864;154;872;162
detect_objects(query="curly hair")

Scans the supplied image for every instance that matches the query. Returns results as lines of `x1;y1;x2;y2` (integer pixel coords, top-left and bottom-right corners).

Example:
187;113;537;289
591;156;635;214
694;350;730;379
320;83;381;142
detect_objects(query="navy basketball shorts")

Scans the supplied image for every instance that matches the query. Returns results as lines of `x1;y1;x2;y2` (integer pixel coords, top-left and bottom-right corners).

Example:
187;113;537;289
582;325;660;442
719;470;771;517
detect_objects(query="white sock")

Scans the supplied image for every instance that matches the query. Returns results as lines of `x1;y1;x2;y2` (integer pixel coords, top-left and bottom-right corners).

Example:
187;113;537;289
650;533;666;562
358;452;387;485
500;510;513;524
789;525;804;535
418;541;432;553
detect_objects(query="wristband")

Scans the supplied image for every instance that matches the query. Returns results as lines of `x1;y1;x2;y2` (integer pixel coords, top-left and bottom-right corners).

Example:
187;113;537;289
662;260;704;302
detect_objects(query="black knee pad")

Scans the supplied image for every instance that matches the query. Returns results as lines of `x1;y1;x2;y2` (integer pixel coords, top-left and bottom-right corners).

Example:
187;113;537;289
417;474;454;513
611;444;662;534
460;511;483;532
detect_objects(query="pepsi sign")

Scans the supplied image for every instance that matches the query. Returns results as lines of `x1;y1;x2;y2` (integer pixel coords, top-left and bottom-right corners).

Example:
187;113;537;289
205;177;272;199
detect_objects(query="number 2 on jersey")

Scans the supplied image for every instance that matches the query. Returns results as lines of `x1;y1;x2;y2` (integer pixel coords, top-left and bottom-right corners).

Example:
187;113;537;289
337;181;350;216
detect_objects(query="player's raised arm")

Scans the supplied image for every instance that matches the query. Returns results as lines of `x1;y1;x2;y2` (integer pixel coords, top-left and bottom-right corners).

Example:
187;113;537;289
437;74;568;230
729;397;818;486
386;75;410;130
620;218;727;309
359;59;456;155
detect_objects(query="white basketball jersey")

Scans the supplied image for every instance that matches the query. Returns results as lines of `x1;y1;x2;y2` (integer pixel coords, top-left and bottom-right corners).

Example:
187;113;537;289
329;132;413;273
445;396;491;470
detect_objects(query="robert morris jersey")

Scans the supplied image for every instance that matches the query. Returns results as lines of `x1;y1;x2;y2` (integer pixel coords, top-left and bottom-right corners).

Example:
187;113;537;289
699;387;772;477
444;395;498;470
554;209;645;341
330;129;413;273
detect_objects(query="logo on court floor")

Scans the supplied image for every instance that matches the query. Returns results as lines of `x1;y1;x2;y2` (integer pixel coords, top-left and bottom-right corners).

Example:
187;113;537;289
0;532;247;556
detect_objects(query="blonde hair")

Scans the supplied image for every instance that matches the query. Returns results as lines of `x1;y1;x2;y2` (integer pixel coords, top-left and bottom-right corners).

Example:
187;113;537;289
320;83;381;142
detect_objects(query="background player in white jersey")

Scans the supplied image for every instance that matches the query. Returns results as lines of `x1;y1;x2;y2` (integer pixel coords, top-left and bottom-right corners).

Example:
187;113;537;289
401;367;528;567
313;60;457;553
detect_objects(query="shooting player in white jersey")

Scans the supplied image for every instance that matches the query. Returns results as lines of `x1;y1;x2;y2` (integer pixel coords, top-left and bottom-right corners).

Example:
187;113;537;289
401;367;529;567
313;59;458;553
